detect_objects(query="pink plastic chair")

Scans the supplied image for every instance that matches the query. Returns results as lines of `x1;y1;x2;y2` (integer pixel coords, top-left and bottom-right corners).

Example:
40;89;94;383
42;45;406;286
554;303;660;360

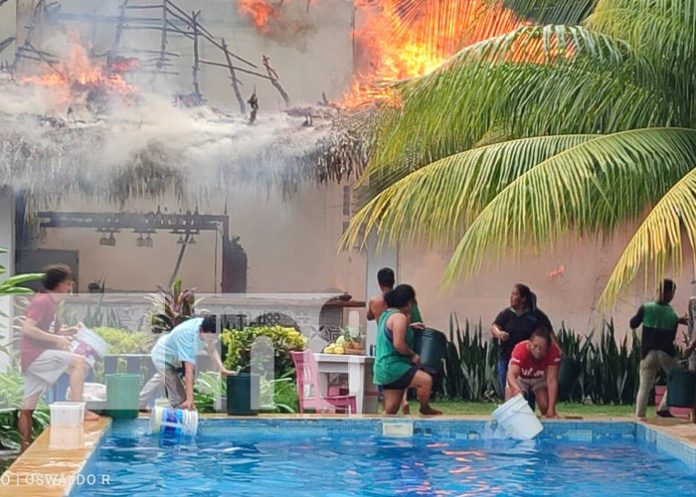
291;350;357;414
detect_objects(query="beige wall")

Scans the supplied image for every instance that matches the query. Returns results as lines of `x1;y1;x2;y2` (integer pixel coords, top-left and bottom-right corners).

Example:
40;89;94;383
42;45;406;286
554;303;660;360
37;184;366;299
398;226;696;339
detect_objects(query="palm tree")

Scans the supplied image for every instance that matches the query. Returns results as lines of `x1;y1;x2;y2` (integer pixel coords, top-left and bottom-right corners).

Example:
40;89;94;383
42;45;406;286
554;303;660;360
341;0;696;309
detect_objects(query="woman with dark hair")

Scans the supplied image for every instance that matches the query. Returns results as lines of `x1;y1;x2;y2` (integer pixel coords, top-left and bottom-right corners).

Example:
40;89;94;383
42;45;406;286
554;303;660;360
374;284;442;415
491;284;554;405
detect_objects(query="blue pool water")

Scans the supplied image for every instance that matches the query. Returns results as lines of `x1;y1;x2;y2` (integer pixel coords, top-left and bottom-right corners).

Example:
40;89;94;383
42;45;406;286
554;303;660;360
72;420;696;497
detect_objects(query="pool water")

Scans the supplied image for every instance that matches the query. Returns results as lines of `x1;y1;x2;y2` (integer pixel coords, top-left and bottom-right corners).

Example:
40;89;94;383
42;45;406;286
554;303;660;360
73;421;696;497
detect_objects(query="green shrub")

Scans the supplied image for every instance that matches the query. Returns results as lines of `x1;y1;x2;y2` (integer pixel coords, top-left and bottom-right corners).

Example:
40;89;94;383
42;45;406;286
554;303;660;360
0;371;49;450
442;314;645;405
221;326;306;375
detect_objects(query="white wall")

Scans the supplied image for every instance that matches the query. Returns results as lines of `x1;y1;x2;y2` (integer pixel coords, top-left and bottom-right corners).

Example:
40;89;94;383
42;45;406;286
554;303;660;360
0;187;15;372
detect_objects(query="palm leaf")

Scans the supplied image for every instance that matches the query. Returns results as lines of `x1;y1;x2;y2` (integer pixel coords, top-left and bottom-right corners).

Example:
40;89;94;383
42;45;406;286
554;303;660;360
341;134;597;251
365;25;662;181
442;127;696;285
599;165;696;308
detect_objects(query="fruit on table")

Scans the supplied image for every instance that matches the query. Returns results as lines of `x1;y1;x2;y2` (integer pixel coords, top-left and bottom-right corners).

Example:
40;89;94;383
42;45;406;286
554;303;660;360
333;346;345;355
335;336;346;346
324;344;336;353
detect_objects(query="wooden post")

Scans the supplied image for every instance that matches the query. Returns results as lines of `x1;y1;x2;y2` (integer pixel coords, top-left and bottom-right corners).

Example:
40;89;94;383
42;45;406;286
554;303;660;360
108;0;130;69
221;38;245;114
151;0;168;82
191;10;201;99
262;54;290;107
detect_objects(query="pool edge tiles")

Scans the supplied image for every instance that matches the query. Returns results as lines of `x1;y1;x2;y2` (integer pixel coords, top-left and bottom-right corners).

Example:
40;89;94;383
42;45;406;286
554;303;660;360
0;417;111;497
638;420;696;469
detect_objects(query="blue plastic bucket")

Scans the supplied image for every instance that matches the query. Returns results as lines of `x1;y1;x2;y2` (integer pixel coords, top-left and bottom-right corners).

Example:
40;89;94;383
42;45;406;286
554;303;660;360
149;406;199;436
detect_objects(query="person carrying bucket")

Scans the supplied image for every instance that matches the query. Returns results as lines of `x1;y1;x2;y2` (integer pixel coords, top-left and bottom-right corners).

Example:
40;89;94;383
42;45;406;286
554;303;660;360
150;315;236;410
367;268;426;414
373;284;441;416
18;264;100;452
491;284;554;409
632;279;689;419
506;327;561;419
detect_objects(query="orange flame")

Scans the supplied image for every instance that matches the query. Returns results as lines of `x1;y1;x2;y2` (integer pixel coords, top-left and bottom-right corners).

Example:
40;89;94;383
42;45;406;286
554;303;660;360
21;43;138;107
343;0;523;108
238;0;280;34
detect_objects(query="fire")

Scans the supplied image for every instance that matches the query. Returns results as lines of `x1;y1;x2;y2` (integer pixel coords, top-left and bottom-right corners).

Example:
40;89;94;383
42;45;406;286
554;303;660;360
238;0;280;34
20;43;138;109
343;0;522;108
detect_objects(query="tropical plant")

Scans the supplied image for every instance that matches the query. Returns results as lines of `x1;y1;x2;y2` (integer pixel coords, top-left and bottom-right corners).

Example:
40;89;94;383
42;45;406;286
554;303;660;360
0;371;49;450
442;313;645;404
341;0;696;309
90;327;156;383
221;325;306;375
146;276;200;334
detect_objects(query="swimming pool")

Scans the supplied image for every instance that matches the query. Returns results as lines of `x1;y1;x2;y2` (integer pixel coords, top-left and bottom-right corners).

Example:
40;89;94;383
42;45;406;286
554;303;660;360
71;419;696;497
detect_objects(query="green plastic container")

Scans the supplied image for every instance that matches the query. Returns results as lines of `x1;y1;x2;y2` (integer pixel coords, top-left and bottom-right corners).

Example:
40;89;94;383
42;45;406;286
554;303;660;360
667;368;696;407
106;373;140;419
226;373;260;416
558;357;581;401
413;328;448;375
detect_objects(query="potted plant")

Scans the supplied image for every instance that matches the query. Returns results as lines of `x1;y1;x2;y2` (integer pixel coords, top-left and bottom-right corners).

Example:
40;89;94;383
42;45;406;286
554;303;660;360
341;325;364;355
221;325;305;415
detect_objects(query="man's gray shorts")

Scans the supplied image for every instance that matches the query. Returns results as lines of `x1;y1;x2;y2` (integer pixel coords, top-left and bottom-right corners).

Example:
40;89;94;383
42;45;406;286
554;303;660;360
23;350;75;399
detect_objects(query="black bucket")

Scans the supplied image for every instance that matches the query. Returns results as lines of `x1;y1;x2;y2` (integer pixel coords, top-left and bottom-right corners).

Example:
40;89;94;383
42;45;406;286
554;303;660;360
226;373;260;415
667;367;696;407
413;328;448;375
558;357;581;401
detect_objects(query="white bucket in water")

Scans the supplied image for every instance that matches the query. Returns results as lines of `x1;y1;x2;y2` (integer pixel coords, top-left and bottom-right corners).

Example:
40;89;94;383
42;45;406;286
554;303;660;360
491;393;543;440
70;327;109;367
50;401;86;428
150;406;199;436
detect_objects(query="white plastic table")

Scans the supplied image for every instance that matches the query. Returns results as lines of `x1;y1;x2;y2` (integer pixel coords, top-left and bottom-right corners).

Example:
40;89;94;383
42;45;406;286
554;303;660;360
314;353;379;414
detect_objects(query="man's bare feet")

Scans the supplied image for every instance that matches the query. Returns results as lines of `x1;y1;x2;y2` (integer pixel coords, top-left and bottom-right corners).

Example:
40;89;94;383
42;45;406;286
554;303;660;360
84;410;100;421
419;406;443;416
401;403;410;415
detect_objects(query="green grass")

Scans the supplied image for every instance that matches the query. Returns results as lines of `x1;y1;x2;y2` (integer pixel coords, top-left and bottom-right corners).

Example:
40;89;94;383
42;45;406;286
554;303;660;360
415;400;637;417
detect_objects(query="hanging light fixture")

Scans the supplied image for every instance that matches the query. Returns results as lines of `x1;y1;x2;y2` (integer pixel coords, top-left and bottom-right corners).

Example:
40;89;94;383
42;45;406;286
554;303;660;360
177;234;185;244
145;233;154;248
136;233;146;247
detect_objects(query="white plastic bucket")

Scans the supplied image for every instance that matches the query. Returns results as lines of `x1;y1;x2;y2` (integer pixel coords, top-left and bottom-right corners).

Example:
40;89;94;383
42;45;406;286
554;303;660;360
50;401;86;428
67;382;107;402
70;327;109;367
491;393;543;440
149;406;199;436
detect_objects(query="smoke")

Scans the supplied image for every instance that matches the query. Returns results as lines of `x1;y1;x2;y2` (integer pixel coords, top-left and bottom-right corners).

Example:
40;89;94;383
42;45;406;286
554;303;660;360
237;0;319;51
0;75;334;207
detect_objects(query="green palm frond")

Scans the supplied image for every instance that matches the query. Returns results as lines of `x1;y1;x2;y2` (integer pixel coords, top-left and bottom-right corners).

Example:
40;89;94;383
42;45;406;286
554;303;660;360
340;134;597;251
442;127;696;285
365;26;666;185
599;166;696;308
503;0;596;24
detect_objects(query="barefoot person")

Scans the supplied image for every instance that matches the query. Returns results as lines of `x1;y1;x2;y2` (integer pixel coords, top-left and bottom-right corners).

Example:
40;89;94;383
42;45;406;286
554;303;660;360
492;284;553;408
367;268;425;414
632;279;688;419
150;315;235;410
374;284;441;416
19;265;99;451
506;328;560;418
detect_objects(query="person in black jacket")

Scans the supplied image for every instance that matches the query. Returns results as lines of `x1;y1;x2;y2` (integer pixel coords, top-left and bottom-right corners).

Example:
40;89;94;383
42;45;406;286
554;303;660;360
491;284;554;407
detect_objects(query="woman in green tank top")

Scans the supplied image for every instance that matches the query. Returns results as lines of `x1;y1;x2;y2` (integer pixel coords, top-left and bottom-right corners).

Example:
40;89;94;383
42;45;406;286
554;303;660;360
374;284;442;416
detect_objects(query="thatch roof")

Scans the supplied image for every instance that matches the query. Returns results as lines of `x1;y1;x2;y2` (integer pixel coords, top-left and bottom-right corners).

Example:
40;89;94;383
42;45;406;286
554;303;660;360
0;89;371;209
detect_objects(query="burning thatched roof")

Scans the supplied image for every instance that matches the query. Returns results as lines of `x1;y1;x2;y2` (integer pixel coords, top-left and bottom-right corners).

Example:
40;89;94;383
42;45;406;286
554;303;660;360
0;77;370;209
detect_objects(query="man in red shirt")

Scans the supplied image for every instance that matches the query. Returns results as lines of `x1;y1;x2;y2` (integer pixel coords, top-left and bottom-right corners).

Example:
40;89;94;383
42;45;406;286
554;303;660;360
19;265;99;451
506;327;561;418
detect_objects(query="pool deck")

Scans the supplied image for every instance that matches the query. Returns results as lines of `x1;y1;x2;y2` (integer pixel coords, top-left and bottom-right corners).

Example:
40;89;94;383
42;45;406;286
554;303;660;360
1;415;695;497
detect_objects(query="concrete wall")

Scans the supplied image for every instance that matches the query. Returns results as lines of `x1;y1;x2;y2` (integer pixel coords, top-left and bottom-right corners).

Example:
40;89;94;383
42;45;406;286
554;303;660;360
398;226;696;340
35;184;366;301
0;187;15;372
